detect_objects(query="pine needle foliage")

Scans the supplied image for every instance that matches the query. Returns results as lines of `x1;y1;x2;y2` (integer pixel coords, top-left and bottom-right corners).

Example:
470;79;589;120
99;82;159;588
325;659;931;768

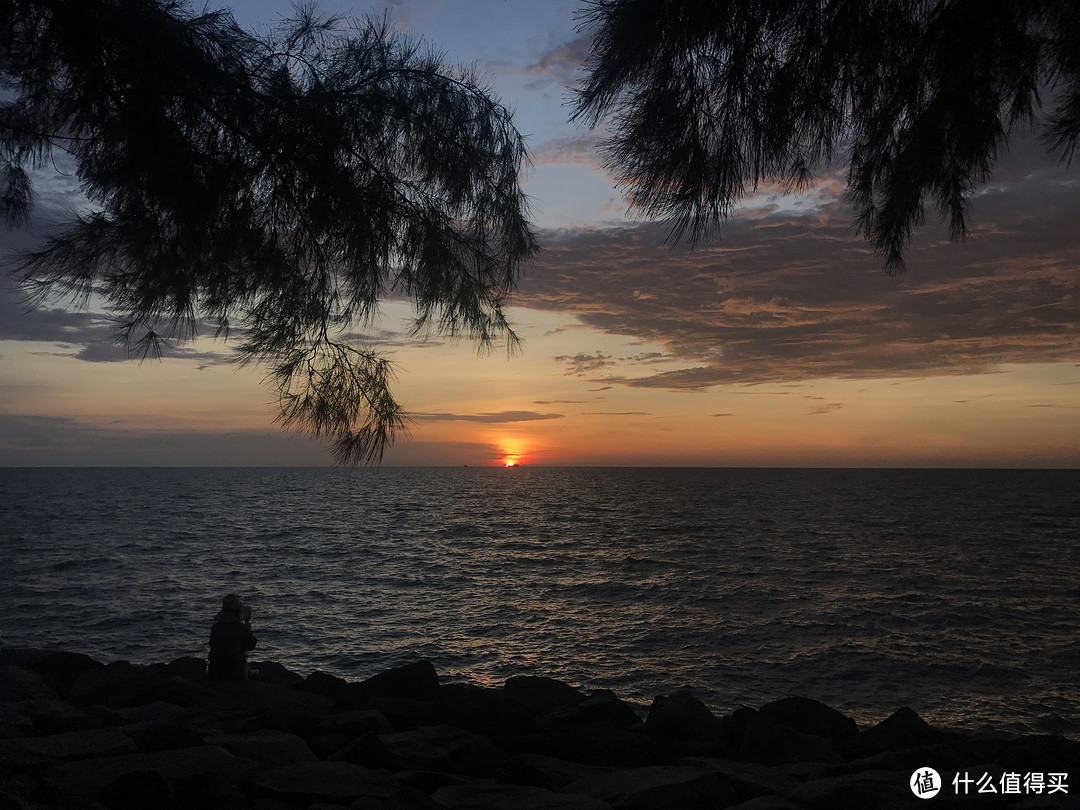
572;0;1079;270
1;0;538;463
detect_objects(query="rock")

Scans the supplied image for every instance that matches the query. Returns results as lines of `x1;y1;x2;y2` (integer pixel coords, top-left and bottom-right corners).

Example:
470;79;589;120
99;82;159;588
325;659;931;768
0;727;136;768
161;656;208;682
852;707;948;757
363;696;431;731
567;764;740;810
0;704;34;739
721;706;758;752
645;691;726;754
690;757;801;803
113;700;191;725
205;677;336;718
255;760;396;803
429;681;507;735
9;698;105;735
381;723;500;776
788;768;910;809
248;659;305;687
318;708;396;737
538;690;643;734
39;744;257;805
432;783;614;810
506;726;659;768
756;697;859;745
123;717;205;753
723;798;804;809
0;664;57;704
66;660;158;708
0;649;103;698
326;731;401;770
739;712;845;766
999;733;1080;782
96;768;182;810
504;676;586;718
500;752;612;791
356;660;441;702
737;697;858;766
299;669;351;703
206;729;318;768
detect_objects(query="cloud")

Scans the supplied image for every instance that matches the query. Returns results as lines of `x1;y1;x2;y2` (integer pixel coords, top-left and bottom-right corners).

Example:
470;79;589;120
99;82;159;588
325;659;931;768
532;133;603;167
521;35;591;85
515;145;1080;390
411;410;564;423
554;351;614;375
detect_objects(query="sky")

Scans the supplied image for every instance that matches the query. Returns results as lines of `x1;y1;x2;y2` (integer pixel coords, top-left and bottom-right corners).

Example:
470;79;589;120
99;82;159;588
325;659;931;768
1;1;1078;468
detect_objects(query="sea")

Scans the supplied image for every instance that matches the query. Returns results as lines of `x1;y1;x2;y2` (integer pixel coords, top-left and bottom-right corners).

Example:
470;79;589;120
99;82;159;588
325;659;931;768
1;466;1078;736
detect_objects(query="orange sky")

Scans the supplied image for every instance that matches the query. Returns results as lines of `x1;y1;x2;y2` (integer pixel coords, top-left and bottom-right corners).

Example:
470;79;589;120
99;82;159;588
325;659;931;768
1;1;1078;467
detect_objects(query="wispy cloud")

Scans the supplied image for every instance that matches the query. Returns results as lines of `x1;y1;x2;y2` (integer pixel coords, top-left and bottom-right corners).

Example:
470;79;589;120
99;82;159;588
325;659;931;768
521;35;590;85
516;143;1080;391
532;133;602;167
412;410;564;423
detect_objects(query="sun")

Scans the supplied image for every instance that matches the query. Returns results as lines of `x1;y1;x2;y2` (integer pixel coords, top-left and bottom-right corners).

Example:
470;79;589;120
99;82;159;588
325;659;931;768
504;459;518;468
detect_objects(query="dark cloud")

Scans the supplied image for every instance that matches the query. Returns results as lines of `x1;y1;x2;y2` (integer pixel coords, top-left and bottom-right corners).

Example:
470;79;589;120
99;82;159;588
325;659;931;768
516;153;1080;390
412;410;564;423
554;351;614;375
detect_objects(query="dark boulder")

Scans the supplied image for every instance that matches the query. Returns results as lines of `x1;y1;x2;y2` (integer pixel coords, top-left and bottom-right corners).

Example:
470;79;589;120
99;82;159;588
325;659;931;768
789;768;910;810
255;760;396;804
358;660;441;701
38;743;255;806
381;723;501;776
66;661;159;709
298;669;351;704
428;681;507;735
504;676;586;718
0;664;57;704
326;730;402;770
96;768;182;810
538;690;643;734
739;714;845;766
853;706;949;757
433;782;615;809
248;659;304;687
567;764;741;810
206;729;318;769
756;697;859;745
645;691;725;748
0;649;103;699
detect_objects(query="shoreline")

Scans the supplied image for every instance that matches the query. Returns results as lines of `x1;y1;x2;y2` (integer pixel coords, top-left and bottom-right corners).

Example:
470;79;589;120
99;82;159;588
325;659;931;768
2;648;1078;809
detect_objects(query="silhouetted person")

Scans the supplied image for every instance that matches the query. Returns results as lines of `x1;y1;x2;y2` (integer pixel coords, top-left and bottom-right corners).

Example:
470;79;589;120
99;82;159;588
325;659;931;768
207;593;256;680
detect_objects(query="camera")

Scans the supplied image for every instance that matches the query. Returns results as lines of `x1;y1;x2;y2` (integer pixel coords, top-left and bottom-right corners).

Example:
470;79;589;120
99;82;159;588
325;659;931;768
240;604;252;623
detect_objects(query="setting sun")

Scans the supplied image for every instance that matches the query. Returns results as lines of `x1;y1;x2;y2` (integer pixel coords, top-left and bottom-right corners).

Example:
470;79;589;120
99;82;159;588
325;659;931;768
504;460;517;467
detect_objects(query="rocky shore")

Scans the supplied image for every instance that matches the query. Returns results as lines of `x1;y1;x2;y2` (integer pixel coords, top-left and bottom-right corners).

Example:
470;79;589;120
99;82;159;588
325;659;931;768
1;648;1078;809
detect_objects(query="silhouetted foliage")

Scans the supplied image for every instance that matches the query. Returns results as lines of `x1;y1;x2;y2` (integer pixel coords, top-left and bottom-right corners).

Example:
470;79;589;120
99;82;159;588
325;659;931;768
1;0;537;463
572;0;1079;269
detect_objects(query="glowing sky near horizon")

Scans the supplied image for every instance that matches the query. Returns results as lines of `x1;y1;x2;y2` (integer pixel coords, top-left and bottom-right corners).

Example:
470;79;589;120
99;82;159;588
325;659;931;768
1;0;1078;467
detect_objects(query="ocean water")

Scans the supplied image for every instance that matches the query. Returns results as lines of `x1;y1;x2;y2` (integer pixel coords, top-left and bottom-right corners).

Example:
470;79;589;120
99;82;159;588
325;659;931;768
1;466;1078;735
